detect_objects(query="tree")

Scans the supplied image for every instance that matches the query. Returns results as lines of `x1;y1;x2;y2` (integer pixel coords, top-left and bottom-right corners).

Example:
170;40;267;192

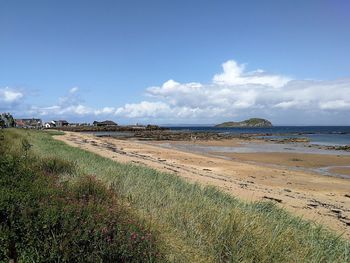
0;113;15;128
0;118;4;128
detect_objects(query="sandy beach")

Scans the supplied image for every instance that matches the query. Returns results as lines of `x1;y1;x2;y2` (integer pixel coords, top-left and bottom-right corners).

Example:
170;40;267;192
55;132;350;239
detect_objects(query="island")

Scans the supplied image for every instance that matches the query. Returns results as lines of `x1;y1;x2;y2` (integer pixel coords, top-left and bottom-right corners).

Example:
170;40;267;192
215;118;273;128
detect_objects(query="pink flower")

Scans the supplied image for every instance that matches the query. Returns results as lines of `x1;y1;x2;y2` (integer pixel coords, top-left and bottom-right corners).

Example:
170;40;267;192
130;232;138;240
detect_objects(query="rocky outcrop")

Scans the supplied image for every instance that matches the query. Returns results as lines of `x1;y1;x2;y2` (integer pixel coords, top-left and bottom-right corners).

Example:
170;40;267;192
215;118;273;128
57;125;168;132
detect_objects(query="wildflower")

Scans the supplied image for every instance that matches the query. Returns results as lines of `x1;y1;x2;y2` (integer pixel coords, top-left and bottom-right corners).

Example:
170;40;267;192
101;227;108;234
130;232;138;240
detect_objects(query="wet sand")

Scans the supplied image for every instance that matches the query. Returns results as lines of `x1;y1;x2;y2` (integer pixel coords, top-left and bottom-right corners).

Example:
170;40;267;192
54;132;350;239
211;152;350;176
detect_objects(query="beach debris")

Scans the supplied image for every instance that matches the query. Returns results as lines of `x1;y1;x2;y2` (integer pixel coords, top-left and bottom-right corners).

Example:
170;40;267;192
344;194;350;198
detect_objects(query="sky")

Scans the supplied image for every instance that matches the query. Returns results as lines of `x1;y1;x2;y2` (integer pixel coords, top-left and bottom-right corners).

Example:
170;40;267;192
1;0;350;125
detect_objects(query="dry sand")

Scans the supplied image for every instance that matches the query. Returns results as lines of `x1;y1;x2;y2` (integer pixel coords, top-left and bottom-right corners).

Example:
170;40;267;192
54;132;350;239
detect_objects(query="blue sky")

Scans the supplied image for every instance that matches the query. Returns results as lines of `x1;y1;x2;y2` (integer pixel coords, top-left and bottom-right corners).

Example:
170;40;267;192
1;0;350;125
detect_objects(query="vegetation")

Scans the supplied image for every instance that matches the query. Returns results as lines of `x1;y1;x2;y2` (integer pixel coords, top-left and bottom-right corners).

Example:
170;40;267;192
0;130;161;262
1;129;349;262
215;118;273;128
0;113;15;128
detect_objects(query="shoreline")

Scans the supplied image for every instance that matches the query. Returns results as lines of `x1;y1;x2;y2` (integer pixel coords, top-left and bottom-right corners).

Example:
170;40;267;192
54;131;350;239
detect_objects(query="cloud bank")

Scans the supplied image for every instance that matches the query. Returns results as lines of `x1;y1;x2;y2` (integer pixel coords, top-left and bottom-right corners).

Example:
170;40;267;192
113;60;350;123
2;59;350;124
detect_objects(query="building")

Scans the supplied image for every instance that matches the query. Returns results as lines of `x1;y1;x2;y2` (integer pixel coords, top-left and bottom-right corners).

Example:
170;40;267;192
15;118;43;129
54;120;69;128
93;120;118;126
44;121;56;128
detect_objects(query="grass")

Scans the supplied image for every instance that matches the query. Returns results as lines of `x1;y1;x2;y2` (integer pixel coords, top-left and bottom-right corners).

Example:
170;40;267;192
1;128;350;262
0;129;161;262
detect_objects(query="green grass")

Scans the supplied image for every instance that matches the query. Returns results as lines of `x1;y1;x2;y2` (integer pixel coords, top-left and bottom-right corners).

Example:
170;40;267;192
2;129;350;262
0;129;161;262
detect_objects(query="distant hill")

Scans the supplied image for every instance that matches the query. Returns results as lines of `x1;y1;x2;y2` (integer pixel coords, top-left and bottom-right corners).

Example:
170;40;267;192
215;118;273;128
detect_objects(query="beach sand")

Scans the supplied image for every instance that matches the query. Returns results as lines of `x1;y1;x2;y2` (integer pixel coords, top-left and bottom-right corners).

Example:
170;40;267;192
54;132;350;239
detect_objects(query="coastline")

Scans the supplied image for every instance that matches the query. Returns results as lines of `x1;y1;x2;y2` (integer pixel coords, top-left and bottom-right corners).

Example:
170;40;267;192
54;131;350;239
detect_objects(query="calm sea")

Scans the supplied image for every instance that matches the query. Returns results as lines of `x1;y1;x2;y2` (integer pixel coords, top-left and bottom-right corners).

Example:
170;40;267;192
167;126;350;146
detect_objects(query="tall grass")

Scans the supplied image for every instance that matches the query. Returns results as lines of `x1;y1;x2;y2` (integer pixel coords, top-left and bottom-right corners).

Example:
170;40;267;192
0;129;161;262
3;129;350;262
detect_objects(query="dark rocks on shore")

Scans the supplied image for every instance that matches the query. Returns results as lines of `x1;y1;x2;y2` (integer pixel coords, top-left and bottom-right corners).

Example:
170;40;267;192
133;130;247;141
325;145;350;152
55;125;168;132
269;137;310;143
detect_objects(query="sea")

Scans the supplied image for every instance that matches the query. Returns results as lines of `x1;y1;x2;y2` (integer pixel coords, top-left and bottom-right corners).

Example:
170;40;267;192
167;126;350;146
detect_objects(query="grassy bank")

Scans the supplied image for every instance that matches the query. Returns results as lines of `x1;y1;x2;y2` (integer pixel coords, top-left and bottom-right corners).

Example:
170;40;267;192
0;130;161;262
2;129;350;262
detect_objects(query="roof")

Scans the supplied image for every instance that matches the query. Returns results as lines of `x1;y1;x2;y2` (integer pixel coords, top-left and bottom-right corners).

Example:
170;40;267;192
94;120;117;125
15;118;42;126
16;118;42;122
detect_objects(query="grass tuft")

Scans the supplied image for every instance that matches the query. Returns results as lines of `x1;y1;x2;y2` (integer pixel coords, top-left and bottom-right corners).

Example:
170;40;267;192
39;156;76;175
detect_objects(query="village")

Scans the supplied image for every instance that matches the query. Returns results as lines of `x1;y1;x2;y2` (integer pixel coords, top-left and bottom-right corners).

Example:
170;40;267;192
0;112;117;128
0;113;116;129
0;112;163;131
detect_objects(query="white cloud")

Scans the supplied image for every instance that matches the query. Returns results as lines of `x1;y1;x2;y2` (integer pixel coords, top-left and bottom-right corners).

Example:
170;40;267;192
69;86;79;94
274;100;301;109
319;100;350;110
213;60;291;88
29;87;96;117
94;107;116;115
31;104;93;116
115;101;171;118
0;87;23;103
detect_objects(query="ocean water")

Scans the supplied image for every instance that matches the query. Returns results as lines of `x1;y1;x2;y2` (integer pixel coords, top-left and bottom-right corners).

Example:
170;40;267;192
167;126;350;146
